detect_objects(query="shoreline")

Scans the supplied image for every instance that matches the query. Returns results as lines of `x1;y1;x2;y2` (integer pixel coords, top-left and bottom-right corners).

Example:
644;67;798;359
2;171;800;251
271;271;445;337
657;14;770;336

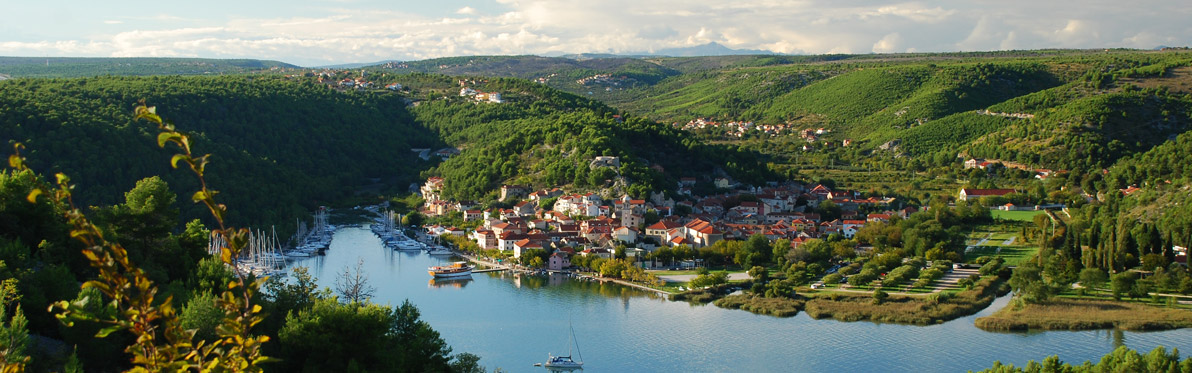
450;250;674;297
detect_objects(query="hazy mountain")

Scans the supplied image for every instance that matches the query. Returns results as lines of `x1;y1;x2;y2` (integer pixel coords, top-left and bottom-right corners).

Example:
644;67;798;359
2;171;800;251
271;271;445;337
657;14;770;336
644;42;780;57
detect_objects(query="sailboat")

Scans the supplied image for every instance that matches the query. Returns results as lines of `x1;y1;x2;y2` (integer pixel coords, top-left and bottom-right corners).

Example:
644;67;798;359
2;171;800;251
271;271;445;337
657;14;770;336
544;321;584;370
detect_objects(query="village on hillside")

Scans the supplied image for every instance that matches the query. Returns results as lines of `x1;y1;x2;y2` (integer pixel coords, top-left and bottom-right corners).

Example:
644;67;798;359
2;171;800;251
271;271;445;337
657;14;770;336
413;166;1049;272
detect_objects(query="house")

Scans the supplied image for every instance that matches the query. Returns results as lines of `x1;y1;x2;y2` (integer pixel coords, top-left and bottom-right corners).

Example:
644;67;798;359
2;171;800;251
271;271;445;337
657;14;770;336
620;213;644;229
497;232;526;252
513;201;537;216
463;210;483;221
512;238;546;258
1120;186;1142;196
682;218;723;248
897;207;918;219
432;148;460;159
500;185;529;201
645;221;683;243
809;184;832;199
528;188;563;201
472;229;496;250
590;156;620;168
841;220;866;238
958;188;1017;201
866;213;891;223
385;82;403;90
714;177;733;189
548;252;571;271
613;226;638;243
420;177;444;202
581;248;613;259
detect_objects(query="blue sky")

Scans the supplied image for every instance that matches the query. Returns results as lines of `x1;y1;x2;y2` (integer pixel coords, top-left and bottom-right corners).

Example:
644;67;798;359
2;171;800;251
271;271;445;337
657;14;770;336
1;0;1189;66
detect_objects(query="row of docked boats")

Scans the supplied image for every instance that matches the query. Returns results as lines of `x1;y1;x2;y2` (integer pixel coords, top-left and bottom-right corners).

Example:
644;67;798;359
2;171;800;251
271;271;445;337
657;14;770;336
207;206;336;277
285;207;335;258
369;209;473;278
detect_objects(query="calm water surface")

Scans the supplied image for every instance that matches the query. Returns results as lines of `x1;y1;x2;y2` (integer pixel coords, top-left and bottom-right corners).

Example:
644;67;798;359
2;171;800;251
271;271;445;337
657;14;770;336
291;226;1192;372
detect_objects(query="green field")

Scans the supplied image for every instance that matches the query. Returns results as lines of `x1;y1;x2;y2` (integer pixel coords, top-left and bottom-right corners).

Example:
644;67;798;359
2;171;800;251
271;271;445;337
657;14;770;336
991;210;1046;222
965;227;1038;265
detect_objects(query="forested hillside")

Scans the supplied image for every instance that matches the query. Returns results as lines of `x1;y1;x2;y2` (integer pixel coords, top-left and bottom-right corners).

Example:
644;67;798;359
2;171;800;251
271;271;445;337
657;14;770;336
546;50;1192;174
403;77;773;200
0;75;436;227
0;57;296;78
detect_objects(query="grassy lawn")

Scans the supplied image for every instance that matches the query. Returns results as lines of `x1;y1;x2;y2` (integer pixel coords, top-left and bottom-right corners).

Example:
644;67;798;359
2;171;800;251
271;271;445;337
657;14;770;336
965;246;1037;266
992;210;1045;222
965;224;1037;265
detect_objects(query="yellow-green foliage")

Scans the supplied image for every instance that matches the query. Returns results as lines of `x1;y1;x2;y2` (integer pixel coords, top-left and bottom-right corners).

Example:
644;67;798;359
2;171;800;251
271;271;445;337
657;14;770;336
9;103;274;371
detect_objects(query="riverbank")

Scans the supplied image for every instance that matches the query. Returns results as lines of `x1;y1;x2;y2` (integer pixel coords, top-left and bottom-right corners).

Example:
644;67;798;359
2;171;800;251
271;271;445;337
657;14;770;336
452;250;674;297
975;297;1192;331
673;276;1010;324
803;277;1009;325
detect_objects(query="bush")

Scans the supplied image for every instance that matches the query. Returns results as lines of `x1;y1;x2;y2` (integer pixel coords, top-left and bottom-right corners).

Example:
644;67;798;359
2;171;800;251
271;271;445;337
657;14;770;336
822;273;843;285
882;265;920;287
979;257;1005;276
690;271;729;288
872;289;889;305
848;269;879;287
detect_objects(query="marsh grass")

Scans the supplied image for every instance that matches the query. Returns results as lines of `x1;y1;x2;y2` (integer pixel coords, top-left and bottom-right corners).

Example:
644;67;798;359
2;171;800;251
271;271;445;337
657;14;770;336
975;297;1192;331
714;295;803;317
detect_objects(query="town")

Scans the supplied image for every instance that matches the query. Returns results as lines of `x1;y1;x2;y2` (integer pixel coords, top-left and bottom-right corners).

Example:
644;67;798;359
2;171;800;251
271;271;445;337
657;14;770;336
414;165;1035;273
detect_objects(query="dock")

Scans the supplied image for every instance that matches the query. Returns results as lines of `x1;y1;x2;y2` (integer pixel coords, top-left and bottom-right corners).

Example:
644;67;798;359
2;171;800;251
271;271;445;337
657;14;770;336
472;268;506;274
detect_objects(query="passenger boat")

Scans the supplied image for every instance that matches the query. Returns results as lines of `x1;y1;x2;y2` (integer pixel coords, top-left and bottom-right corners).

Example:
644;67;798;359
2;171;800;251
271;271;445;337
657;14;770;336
428;261;472;278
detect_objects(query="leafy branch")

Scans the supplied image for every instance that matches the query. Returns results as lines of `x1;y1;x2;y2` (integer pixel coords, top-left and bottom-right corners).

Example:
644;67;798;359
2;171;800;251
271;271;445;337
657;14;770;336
8;102;274;371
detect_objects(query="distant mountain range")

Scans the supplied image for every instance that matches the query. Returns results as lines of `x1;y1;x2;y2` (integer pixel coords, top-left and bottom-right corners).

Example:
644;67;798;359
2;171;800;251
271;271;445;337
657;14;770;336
642;42;780;57
553;42;780;59
310;60;403;69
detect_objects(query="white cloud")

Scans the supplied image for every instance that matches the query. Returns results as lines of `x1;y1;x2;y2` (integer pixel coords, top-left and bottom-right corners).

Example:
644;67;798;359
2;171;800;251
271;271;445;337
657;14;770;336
103;20;123;25
872;33;902;53
5;0;1191;65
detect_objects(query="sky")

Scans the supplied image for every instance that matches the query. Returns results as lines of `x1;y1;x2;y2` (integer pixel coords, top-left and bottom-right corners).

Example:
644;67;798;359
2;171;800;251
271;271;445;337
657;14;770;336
1;0;1189;66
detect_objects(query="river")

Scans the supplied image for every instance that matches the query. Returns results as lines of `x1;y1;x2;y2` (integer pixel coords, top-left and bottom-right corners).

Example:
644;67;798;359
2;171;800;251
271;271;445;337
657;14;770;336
290;226;1192;372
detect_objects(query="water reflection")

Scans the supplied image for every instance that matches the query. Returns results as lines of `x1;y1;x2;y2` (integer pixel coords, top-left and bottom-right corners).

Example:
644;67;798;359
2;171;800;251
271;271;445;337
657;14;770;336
428;277;473;289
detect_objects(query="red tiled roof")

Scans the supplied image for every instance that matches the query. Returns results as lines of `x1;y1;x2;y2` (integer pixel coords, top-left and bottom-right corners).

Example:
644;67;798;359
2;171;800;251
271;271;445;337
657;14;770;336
961;188;1016;196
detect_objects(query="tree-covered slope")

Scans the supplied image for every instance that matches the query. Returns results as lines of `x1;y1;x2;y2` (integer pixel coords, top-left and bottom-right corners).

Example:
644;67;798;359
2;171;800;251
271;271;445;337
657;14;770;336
585;50;1192;174
405;77;773;200
0;75;434;226
0;57;297;78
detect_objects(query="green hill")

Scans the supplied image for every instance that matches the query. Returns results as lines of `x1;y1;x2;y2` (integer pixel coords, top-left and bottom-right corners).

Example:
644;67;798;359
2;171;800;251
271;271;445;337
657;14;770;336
0;57;297;78
0;75;433;227
402;77;772;200
575;50;1192;173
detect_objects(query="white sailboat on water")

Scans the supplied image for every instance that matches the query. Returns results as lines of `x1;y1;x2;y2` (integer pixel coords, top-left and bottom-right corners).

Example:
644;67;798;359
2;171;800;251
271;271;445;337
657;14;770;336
543;320;584;370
